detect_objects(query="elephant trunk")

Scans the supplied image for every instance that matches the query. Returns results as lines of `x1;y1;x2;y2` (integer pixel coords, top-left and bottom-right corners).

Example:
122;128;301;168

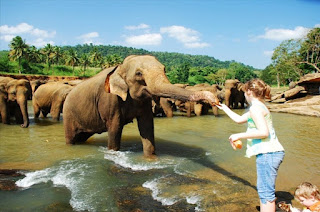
17;95;29;128
225;89;231;108
146;75;213;102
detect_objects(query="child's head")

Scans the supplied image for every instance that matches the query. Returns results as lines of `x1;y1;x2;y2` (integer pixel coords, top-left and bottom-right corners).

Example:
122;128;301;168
294;182;320;207
244;79;271;100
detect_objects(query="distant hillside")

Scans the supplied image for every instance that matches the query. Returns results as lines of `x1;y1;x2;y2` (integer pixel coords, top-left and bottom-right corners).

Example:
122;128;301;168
61;44;256;71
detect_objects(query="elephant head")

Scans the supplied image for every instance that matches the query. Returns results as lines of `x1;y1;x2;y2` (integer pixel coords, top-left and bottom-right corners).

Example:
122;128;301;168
224;79;246;109
6;79;32;127
108;55;216;103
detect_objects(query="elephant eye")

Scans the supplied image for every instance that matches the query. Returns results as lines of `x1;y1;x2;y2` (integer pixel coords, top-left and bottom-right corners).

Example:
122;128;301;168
135;71;143;77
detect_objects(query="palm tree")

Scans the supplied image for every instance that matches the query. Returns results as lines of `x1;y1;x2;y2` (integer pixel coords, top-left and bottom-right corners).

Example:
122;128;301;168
41;44;54;73
90;47;102;67
105;54;123;68
65;49;79;75
80;53;90;76
27;46;41;63
8;36;29;74
51;46;63;75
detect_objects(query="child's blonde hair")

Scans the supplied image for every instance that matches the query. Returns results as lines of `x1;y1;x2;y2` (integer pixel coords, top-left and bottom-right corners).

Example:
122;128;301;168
294;182;320;201
244;79;271;100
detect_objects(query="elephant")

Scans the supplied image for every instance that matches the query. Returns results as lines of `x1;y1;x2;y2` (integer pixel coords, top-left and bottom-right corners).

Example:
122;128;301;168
6;79;32;127
224;79;246;109
175;84;222;117
151;96;176;117
30;79;46;97
32;82;73;121
63;55;217;157
0;83;8;124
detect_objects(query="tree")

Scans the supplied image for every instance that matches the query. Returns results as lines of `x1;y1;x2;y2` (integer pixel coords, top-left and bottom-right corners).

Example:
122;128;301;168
65;49;79;75
80;53;90;76
27;45;41;63
271;39;302;87
298;27;320;72
41;44;54;73
207;68;228;85
105;54;123;68
90;47;103;67
8;36;29;74
176;62;190;83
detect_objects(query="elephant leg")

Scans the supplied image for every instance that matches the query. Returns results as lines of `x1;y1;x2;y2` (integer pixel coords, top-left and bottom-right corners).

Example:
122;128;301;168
50;102;63;121
212;105;219;116
64;121;77;144
32;100;40;119
107;116;123;151
137;109;155;157
185;102;192;117
160;98;173;118
194;103;202;116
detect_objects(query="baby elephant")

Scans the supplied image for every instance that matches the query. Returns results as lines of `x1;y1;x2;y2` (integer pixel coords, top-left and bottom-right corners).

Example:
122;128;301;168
33;82;73;121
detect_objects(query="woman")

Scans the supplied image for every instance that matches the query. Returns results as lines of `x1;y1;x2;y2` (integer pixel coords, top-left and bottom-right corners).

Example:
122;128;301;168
217;79;285;212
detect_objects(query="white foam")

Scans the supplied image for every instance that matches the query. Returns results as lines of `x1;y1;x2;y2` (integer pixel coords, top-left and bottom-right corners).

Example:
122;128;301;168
100;148;173;171
142;177;178;205
15;160;104;212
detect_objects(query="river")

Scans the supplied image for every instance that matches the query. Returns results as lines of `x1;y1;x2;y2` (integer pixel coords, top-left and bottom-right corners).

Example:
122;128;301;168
0;101;319;211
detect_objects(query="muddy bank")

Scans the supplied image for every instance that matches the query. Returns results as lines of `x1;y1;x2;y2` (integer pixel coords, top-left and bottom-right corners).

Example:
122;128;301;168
0;73;87;82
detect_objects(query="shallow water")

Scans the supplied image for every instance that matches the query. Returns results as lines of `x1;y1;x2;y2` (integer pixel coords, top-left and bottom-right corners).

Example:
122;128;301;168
0;101;319;211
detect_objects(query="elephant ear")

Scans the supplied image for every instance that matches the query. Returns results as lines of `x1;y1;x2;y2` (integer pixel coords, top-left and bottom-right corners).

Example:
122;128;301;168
105;66;128;101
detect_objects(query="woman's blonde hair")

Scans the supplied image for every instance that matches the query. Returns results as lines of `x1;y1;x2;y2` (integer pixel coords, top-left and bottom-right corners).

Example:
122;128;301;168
294;182;320;201
244;79;271;100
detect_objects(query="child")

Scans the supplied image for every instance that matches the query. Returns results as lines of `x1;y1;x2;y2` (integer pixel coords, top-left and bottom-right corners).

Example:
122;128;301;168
217;78;285;212
295;182;320;211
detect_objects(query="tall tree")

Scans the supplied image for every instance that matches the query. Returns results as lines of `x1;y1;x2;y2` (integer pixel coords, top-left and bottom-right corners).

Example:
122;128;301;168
90;47;102;67
41;44;54;73
80;53;90;76
8;36;29;74
27;45;41;63
65;49;79;75
298;27;320;72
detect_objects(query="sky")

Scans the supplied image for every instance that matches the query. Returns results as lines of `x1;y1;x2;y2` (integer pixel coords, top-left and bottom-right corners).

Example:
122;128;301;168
0;0;319;69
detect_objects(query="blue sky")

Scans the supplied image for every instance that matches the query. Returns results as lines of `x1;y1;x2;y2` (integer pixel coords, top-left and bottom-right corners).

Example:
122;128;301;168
1;0;319;69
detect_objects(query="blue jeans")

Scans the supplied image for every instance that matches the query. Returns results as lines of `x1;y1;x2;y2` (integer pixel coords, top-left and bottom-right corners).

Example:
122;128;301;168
256;151;285;204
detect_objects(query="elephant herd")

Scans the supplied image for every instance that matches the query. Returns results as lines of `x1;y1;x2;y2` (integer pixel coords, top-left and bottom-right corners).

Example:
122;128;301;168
0;55;247;157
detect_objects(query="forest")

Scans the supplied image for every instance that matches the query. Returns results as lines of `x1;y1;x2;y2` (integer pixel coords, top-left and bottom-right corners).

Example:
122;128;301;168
1;27;319;86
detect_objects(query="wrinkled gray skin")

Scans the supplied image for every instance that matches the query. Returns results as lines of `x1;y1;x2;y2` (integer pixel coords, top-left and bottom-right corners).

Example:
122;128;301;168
0;83;8;124
63;55;217;157
33;82;73;121
6;79;32;127
224;79;246;109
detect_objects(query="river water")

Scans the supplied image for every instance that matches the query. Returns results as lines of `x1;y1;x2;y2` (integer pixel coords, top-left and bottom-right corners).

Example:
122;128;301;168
0;101;319;211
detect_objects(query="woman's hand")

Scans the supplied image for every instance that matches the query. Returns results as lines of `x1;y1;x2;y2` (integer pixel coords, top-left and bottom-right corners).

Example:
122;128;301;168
216;103;228;110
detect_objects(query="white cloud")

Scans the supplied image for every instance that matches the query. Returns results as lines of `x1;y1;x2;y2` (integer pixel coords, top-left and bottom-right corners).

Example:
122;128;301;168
315;24;320;28
125;33;162;46
125;23;150;30
263;50;274;57
77;32;101;44
185;42;210;48
31;38;55;47
160;25;209;48
160;25;199;43
0;34;15;42
257;26;310;41
0;22;56;38
0;22;56;48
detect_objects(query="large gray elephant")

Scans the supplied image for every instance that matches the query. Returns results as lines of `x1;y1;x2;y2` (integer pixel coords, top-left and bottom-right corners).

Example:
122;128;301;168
224;79;246;109
63;55;217;157
6;79;32;127
33;82;73;121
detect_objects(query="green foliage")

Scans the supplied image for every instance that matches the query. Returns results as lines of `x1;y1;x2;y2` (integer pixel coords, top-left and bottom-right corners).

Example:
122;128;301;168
3;36;259;82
